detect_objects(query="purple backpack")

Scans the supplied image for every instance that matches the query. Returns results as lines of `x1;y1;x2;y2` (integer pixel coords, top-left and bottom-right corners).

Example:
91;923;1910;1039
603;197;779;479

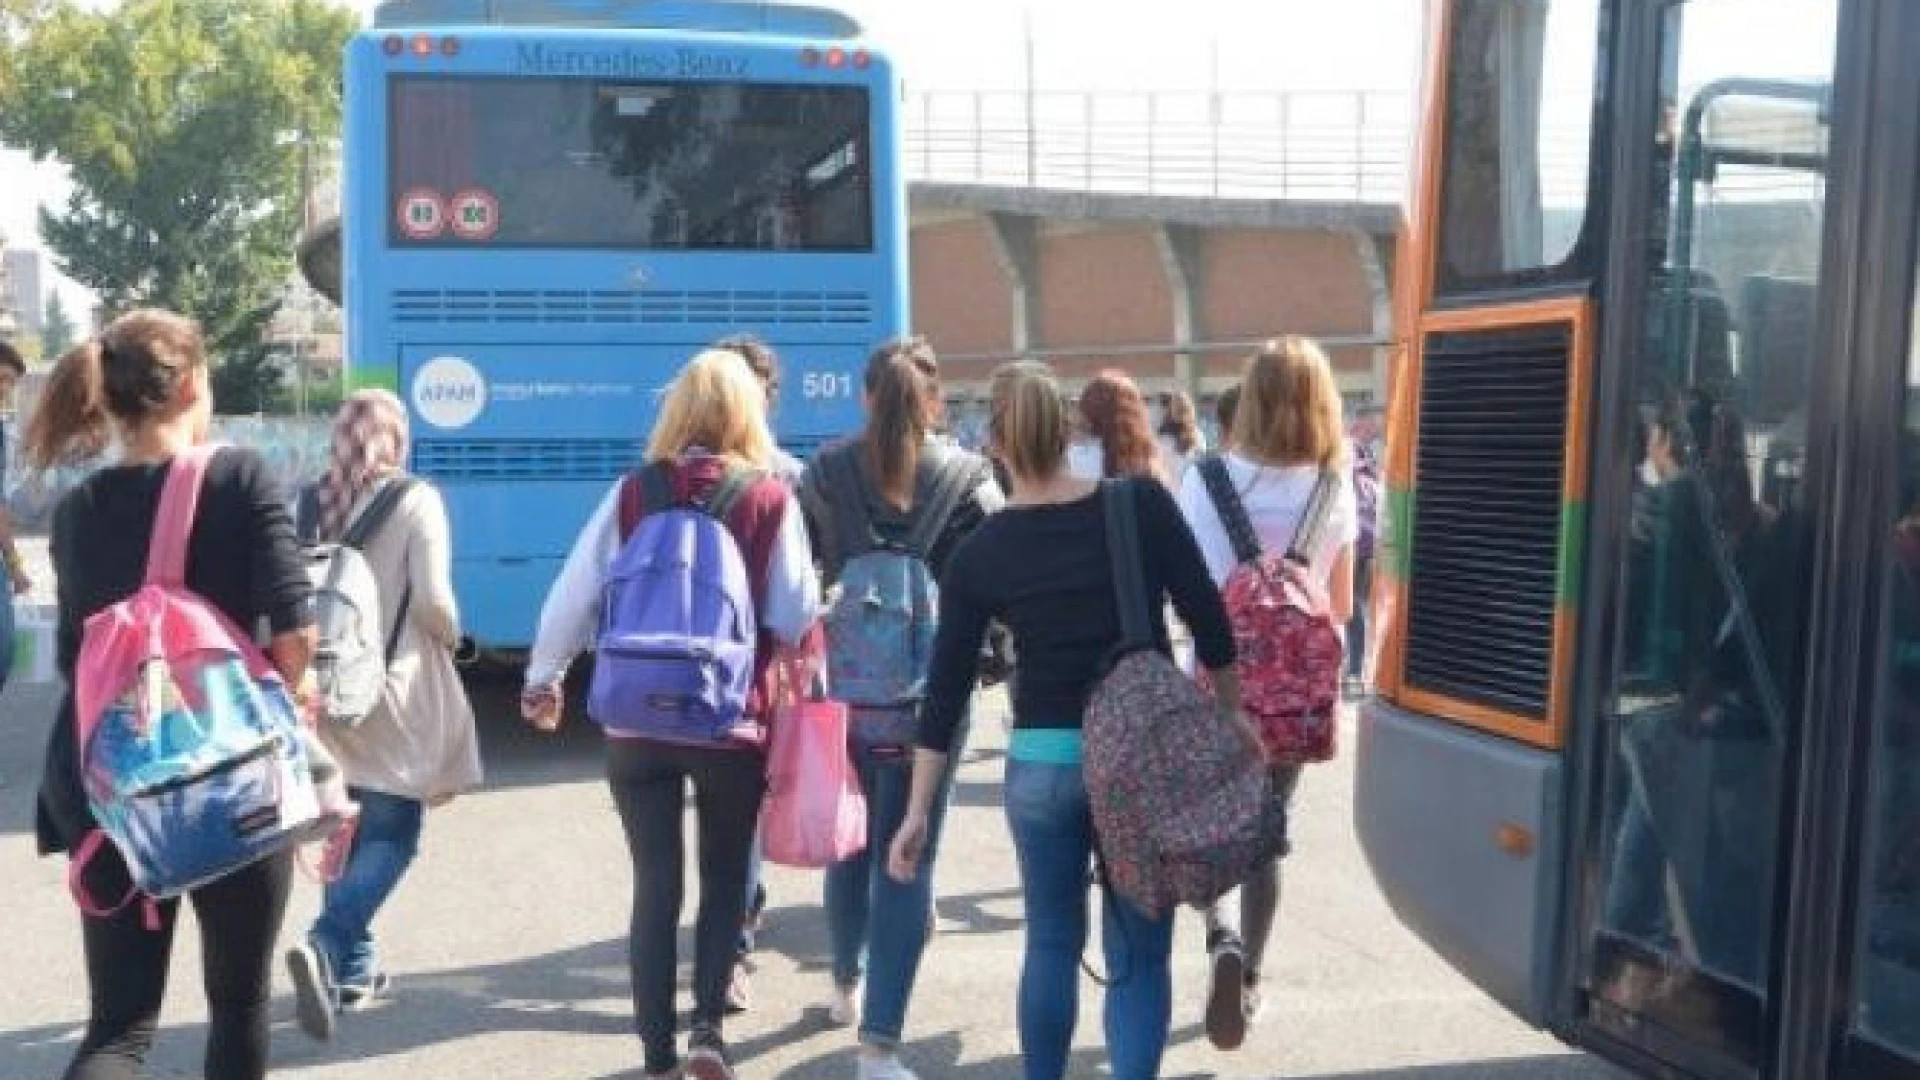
1353;444;1381;560
587;465;759;744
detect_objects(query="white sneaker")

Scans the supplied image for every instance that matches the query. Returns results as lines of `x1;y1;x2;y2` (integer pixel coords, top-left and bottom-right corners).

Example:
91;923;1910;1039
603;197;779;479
828;982;860;1028
857;1051;919;1080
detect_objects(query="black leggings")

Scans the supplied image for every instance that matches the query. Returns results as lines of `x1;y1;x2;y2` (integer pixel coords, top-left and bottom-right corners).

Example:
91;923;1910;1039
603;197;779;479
607;739;766;1076
65;847;294;1080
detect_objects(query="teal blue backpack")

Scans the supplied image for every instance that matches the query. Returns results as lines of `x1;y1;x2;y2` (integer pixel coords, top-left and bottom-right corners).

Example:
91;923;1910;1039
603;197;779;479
820;447;977;725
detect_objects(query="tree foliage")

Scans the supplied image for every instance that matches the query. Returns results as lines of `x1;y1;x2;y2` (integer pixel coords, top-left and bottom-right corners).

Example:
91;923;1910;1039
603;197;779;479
0;0;357;393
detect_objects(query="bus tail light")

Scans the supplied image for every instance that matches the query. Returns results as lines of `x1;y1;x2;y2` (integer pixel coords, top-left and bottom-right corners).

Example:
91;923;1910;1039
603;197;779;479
440;35;460;56
824;47;846;68
382;35;405;56
799;47;820;67
852;50;871;70
410;34;434;57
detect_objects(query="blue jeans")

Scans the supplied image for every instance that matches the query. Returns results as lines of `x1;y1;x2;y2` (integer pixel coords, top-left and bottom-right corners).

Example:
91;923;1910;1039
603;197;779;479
310;788;425;988
1005;759;1174;1080
1347;551;1372;679
823;719;959;1050
0;572;15;697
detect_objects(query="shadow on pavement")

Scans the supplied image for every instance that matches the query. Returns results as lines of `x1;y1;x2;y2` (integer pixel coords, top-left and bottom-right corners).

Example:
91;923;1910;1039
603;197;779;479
1292;1058;1623;1079
932;885;1024;937
0;932;762;1078
460;666;612;792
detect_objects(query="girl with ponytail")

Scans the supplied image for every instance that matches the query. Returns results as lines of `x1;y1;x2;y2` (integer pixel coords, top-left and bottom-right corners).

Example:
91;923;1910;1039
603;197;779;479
29;309;321;1080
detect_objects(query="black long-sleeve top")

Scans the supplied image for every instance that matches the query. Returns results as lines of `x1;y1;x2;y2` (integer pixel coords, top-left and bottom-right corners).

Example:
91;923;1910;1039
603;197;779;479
917;477;1235;753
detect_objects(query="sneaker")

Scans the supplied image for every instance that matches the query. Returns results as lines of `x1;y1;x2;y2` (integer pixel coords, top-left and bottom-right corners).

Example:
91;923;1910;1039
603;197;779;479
285;943;338;1041
858;1051;920;1080
337;971;392;1012
1204;939;1249;1050
685;1043;736;1080
827;981;860;1028
725;960;752;1015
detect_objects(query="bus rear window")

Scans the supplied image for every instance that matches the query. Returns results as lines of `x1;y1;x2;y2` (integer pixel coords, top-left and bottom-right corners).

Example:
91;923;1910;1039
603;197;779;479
388;76;872;251
1435;0;1601;290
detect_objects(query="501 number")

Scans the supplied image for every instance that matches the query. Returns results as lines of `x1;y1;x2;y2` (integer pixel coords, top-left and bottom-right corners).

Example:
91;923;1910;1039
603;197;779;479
802;372;855;400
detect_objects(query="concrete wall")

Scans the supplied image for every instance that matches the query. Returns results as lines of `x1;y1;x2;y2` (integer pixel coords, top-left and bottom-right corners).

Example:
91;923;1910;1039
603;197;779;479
1194;227;1376;382
910;211;1390;397
910;216;1016;361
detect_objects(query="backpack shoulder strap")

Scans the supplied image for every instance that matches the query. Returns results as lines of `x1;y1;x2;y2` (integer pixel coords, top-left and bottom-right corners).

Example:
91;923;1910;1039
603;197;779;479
1285;469;1340;565
1198;454;1262;566
824;443;878;558
702;466;762;522
295;484;321;544
145;444;220;588
340;477;418;551
1101;479;1154;649
904;451;980;557
619;464;674;541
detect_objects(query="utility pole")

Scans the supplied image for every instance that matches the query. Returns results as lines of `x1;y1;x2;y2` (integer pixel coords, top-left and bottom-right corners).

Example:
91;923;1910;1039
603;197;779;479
1024;6;1037;186
1209;37;1222;197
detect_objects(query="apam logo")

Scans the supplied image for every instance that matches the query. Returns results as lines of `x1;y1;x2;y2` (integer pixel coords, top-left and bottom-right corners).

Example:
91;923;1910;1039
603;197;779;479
411;356;487;430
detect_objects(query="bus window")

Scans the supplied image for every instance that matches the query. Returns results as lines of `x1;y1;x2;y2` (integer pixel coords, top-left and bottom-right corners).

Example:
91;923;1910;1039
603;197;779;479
388;76;872;251
1854;282;1920;1060
1592;0;1835;1036
1435;0;1600;291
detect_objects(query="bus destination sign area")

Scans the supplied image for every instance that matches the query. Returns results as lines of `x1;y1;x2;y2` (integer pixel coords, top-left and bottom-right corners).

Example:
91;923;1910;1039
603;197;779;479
512;44;751;80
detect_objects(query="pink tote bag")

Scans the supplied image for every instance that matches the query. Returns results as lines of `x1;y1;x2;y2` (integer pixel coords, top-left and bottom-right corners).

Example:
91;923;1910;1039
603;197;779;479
761;640;866;868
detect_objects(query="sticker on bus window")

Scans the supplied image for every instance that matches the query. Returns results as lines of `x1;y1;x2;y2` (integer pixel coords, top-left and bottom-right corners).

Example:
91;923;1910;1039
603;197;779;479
397;189;445;240
449;188;499;241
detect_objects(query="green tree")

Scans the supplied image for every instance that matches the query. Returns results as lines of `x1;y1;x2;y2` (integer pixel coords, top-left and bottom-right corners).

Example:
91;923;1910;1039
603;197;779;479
0;0;357;404
41;291;76;359
209;341;288;415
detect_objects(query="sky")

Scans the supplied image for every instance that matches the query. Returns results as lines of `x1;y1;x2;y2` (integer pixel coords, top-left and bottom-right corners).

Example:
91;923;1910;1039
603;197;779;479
0;0;1841;323
0;0;1428;320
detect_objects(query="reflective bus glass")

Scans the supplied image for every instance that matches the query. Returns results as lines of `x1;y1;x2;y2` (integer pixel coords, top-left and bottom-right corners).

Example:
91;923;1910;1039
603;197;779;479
388;76;872;250
1591;0;1836;1048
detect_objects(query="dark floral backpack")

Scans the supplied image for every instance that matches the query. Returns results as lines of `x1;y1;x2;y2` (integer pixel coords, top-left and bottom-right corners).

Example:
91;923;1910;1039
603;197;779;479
1082;479;1287;917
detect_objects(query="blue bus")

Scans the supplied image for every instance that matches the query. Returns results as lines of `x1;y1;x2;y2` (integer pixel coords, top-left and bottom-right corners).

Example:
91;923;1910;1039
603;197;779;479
340;0;907;653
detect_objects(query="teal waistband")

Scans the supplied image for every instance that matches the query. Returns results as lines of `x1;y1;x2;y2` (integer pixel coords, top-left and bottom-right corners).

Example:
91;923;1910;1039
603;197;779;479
1009;728;1084;765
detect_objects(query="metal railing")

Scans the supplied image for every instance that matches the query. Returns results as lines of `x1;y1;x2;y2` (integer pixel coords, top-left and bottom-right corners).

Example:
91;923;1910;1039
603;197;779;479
903;89;1415;202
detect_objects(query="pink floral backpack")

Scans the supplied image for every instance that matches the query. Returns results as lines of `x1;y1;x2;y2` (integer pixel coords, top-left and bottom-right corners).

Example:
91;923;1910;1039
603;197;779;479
1196;455;1344;765
1083;479;1286;917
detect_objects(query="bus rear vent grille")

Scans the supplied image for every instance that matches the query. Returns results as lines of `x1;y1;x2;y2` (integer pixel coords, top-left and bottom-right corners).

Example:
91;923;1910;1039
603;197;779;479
389;288;875;327
414;439;639;482
1403;324;1571;720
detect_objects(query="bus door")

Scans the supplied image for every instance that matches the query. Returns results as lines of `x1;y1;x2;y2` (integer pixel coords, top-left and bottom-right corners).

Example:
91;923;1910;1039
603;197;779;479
1576;1;1840;1075
1832;9;1920;1075
1843;175;1920;1080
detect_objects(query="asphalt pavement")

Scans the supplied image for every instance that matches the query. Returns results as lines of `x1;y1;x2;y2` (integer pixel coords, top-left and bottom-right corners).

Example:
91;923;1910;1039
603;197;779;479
0;540;1624;1079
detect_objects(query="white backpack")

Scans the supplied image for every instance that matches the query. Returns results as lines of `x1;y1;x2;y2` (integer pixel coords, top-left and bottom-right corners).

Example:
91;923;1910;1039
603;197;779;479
298;479;416;727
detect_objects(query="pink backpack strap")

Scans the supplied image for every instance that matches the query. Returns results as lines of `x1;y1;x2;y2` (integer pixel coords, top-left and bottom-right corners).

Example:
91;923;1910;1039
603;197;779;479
68;830;162;930
144;445;220;588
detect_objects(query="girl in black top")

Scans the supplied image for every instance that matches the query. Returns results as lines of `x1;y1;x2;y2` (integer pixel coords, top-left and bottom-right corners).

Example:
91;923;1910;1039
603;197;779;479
25;310;317;1080
885;362;1242;1080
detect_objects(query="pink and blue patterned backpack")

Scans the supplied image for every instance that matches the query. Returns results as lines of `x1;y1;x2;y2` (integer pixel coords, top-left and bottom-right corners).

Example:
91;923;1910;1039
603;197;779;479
71;446;327;917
